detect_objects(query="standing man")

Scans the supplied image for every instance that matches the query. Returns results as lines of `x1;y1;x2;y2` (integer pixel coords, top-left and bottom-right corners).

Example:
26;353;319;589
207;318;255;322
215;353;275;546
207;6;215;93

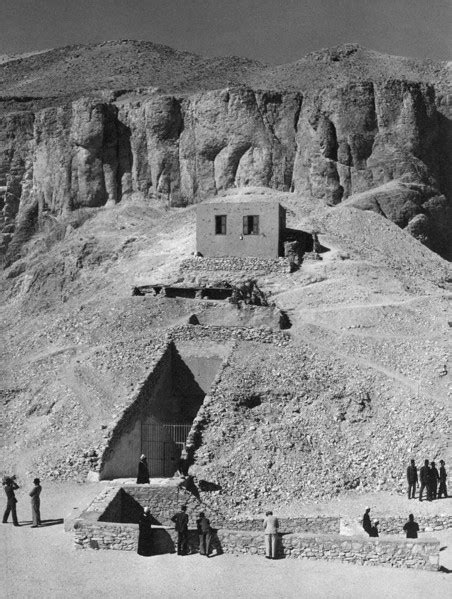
2;476;20;526
406;459;418;499
419;460;429;501
137;506;153;556
263;510;279;559
429;462;439;500
403;514;420;538
171;505;189;555
137;454;150;484
362;507;372;535
196;511;211;557
438;460;448;499
29;478;42;527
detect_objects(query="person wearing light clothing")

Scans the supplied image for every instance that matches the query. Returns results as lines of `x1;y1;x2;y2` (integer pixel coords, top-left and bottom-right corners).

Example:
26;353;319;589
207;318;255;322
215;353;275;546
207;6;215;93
263;510;279;559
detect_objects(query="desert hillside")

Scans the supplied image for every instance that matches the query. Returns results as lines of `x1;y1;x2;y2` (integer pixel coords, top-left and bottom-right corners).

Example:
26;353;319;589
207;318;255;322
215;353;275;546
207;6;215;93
0;186;450;511
0;41;451;510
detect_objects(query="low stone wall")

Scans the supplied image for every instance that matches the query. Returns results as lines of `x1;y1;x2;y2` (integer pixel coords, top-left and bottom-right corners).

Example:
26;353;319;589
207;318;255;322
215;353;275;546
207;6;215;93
217;530;439;571
119;485;339;534
71;485;441;569
180;256;292;274
341;515;452;536
74;520;139;551
73;515;440;571
124;484;203;526
380;514;452;535
231;516;339;534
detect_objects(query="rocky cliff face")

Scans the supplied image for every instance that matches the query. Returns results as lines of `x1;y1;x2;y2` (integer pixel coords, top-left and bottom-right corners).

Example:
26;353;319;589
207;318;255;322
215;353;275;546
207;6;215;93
0;43;450;263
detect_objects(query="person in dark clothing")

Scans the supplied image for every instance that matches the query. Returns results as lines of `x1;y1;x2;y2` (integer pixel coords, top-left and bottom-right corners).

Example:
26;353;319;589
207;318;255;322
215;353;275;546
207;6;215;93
196;511;211;557
2;476;20;526
438;460;448;499
428;462;439;500
171;505;189;555
176;449;189;478
29;478;42;527
406;459;418;499
419;460;430;501
137;455;150;484
403;514;420;539
137;506;153;556
369;520;379;538
362;507;372;535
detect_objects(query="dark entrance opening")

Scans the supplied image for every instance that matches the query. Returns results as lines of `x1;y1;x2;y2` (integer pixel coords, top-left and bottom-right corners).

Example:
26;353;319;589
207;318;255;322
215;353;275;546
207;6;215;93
100;342;224;480
141;423;192;477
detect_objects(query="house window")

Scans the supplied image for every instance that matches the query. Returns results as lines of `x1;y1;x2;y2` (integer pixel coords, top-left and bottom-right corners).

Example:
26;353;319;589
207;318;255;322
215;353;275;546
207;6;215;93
243;215;259;235
215;215;227;235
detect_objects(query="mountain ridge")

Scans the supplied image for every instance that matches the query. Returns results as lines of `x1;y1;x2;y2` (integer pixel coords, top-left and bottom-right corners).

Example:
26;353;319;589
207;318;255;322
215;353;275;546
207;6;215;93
0;40;448;99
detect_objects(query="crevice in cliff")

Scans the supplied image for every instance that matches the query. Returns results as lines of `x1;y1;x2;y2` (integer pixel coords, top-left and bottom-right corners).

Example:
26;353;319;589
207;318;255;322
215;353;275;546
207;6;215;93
293;95;303;133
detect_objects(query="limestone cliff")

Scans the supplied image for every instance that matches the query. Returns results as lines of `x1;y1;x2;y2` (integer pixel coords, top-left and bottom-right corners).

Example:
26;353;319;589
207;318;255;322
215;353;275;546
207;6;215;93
0;42;450;262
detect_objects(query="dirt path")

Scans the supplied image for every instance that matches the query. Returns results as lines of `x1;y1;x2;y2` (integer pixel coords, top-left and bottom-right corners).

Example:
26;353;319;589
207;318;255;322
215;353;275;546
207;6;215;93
1;483;451;599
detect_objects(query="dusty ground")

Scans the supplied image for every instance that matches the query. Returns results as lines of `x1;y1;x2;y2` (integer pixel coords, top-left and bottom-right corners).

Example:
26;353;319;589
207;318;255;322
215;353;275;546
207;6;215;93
1;483;451;599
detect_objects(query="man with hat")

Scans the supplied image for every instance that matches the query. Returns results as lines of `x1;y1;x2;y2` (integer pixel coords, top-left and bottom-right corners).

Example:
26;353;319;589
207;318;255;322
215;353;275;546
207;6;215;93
29;478;42;527
2;475;20;526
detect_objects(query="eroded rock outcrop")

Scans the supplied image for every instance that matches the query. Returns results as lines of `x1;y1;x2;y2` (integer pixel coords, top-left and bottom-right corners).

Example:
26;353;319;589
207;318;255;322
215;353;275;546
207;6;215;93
0;77;450;262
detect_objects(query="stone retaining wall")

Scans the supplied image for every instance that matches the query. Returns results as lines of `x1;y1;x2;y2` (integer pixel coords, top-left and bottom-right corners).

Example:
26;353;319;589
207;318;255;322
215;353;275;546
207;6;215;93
124;484;203;526
71;485;441;569
180;256;292;274
119;485;339;533
74;520;139;551
85;484;452;535
218;530;439;571
73;516;439;571
379;514;452;535
231;516;339;534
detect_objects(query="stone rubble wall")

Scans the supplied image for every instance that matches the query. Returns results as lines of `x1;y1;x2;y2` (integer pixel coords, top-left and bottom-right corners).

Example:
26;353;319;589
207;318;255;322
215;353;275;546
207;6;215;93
168;324;291;346
179;256;292;274
73;516;440;571
74;520;139;551
231;517;339;534
94;485;452;535
217;530;440;571
379;514;452;535
125;485;203;526
72;485;442;569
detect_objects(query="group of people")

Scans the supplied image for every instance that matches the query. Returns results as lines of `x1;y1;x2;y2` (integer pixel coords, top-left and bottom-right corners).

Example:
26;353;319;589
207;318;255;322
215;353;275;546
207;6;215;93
362;507;420;539
138;504;213;557
2;476;42;528
170;505;213;557
407;459;448;501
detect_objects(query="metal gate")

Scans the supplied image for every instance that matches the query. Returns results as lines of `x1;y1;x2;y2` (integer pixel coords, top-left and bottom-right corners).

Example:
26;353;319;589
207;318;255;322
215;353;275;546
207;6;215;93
141;423;192;477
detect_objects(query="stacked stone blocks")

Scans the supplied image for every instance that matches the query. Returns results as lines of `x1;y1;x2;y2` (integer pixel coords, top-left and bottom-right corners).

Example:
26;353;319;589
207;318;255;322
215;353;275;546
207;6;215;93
70;484;442;570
